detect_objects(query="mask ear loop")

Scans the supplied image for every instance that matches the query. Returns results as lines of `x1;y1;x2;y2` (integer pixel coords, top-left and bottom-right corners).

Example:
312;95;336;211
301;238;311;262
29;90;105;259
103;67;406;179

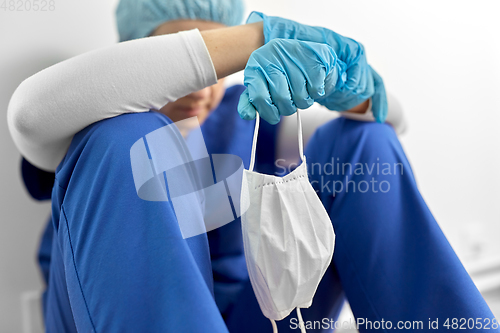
249;112;260;172
271;319;278;333
296;109;305;163
249;110;305;172
249;111;307;333
296;308;307;333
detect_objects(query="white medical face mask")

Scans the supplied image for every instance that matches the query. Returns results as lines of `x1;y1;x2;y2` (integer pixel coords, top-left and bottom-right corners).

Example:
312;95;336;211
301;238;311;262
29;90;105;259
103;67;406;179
240;110;336;332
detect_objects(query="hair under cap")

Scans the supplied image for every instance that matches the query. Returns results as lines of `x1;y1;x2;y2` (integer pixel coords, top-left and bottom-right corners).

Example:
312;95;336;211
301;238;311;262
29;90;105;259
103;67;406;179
116;0;245;42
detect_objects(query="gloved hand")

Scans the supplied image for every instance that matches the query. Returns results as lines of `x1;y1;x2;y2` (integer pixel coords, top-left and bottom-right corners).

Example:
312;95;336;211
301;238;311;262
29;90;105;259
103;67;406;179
238;39;347;125
247;11;388;123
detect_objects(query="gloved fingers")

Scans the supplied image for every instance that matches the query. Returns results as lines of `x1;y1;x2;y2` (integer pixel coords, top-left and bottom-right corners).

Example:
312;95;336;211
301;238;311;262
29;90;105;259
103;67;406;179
323;61;347;96
288;75;315;110
274;39;325;109
344;62;363;91
348;65;373;104
266;67;296;116
343;62;375;109
363;66;375;97
303;62;327;100
246;68;281;124
238;89;257;120
306;72;326;100
322;71;336;98
369;65;388;123
283;58;315;110
354;65;369;95
246;11;265;24
303;42;346;99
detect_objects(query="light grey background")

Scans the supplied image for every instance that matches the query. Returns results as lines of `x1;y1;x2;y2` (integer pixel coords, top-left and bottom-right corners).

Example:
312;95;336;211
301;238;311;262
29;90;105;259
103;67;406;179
1;0;499;332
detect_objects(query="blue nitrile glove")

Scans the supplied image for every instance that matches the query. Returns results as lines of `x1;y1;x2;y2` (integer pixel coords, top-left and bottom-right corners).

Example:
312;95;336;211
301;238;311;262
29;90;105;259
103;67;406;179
247;11;388;123
238;39;347;125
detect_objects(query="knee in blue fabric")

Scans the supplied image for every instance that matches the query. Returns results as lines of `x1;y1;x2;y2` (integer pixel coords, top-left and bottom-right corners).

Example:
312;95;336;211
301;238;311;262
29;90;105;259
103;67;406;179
306;118;407;201
304;117;498;332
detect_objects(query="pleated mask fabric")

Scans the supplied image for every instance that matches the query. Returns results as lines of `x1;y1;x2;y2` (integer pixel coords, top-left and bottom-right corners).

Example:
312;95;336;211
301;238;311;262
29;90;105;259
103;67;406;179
240;110;336;332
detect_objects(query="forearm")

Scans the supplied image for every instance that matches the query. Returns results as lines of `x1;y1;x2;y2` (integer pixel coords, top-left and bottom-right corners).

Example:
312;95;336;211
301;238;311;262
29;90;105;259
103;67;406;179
8;24;263;171
201;22;264;79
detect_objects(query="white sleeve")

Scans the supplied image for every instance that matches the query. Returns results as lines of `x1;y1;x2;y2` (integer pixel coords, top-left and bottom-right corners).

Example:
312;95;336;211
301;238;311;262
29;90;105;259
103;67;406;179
276;91;407;167
7;29;217;172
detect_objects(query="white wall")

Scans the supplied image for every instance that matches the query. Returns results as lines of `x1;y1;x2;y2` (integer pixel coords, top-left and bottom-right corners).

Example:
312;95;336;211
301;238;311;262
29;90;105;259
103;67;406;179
244;0;500;264
1;0;499;331
0;1;118;331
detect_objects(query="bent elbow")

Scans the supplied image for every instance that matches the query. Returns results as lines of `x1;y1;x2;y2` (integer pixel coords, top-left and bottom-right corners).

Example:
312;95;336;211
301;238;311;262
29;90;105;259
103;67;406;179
7;76;69;172
7;77;44;143
8;80;32;137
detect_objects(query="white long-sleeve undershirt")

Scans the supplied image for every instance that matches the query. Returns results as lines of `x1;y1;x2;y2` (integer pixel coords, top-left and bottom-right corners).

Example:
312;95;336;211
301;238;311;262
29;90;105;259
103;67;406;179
7;29;217;171
7;27;406;172
276;94;407;167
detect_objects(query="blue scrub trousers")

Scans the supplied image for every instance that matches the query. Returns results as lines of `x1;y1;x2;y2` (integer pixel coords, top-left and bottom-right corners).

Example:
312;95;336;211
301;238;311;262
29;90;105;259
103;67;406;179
35;85;497;332
225;117;498;332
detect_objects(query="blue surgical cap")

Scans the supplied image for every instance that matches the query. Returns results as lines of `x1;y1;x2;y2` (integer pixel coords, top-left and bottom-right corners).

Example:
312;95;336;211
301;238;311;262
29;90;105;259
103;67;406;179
116;0;245;42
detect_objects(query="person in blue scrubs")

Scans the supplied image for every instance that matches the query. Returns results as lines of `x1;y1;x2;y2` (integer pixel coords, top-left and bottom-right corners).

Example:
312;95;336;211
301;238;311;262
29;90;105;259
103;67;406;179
21;1;498;332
